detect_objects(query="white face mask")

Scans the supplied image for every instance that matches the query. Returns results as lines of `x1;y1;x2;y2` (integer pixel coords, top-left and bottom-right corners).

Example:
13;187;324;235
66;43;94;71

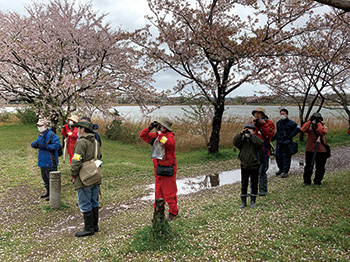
69;121;74;126
38;126;47;133
280;115;287;120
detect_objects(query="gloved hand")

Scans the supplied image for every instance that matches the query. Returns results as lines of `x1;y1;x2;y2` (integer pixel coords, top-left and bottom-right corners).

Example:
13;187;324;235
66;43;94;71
31;141;39;148
148;121;158;130
38;144;47;150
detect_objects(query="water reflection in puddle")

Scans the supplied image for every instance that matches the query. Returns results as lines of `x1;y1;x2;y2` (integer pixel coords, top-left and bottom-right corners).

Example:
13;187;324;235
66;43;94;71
140;159;303;201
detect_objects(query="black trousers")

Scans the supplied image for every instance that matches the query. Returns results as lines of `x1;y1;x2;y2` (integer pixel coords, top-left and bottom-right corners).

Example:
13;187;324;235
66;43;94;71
40;167;57;192
303;151;328;185
241;168;259;196
276;144;292;173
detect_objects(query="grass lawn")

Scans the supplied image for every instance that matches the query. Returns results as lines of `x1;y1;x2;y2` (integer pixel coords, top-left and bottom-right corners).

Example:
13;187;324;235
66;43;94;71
0;124;349;261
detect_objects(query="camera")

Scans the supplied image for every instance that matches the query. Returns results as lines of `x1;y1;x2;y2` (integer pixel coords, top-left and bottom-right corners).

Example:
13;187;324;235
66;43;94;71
242;129;251;135
253;118;261;125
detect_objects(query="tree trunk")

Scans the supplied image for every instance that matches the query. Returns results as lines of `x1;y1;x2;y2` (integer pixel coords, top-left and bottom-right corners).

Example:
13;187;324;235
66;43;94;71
207;101;225;153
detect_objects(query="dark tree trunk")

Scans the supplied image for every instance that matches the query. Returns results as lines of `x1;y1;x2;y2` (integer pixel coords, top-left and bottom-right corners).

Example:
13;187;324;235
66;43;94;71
207;100;225;153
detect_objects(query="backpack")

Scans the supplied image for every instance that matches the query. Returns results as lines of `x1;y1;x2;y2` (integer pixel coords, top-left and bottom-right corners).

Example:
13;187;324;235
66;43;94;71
48;132;63;157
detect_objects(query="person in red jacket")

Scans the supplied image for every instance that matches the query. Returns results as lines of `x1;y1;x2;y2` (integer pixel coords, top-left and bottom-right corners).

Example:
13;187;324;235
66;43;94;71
301;112;329;186
61;115;79;164
250;107;275;196
140;117;178;221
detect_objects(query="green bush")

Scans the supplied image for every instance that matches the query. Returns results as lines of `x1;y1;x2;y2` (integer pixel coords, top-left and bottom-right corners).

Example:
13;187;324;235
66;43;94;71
0;112;11;122
105;110;139;144
15;107;37;125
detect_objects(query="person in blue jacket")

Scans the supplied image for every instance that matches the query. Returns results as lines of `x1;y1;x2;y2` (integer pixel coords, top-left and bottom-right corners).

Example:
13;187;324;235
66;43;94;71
31;119;61;201
271;109;301;178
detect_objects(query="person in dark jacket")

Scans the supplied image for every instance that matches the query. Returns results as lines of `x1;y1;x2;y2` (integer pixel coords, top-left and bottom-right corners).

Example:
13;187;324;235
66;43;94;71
31;119;61;201
71;121;102;237
271;109;300;178
233;123;263;208
250;107;275;196
301;112;328;186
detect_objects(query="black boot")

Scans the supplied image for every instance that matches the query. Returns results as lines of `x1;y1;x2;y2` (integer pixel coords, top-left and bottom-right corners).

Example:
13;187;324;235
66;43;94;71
239;195;247;209
250;195;257;208
40;191;49;198
75;211;95;237
92;207;99;232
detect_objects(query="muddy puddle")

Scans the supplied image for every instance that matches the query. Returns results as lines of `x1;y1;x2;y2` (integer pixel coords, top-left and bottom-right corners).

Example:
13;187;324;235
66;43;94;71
140;159;304;201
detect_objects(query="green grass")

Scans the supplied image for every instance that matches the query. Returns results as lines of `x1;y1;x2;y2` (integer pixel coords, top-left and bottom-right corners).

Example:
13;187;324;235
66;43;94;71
0;124;349;261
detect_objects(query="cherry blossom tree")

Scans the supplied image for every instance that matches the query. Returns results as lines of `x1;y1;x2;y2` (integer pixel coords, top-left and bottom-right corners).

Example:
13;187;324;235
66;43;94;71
0;0;157;131
133;0;319;153
262;9;350;139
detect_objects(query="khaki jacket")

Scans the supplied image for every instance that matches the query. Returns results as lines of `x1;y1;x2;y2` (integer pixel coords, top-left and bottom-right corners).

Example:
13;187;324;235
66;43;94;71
70;133;101;189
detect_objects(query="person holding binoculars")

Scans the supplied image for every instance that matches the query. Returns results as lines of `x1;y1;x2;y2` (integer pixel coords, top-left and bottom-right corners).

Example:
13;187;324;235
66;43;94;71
233;123;264;208
301;112;330;186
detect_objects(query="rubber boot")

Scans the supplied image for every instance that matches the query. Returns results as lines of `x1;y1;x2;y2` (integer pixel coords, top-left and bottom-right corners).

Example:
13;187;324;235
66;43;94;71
239;195;247;209
250;195;257;208
92;207;99;232
75;211;95;237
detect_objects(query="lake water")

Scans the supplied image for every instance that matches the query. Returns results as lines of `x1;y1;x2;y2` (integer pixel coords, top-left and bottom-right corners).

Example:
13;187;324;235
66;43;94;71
1;104;343;121
110;105;343;121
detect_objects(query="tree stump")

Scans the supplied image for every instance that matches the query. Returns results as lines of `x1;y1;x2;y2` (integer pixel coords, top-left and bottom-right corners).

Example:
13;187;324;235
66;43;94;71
152;198;166;235
209;173;219;187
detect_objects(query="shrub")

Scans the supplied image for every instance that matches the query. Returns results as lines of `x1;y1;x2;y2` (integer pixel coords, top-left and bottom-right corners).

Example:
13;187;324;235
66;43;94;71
15;107;37;125
0;112;11;122
105;110;139;144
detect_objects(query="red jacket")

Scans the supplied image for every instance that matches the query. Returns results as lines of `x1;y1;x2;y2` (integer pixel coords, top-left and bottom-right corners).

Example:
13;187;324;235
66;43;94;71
61;124;78;155
140;128;176;167
301;121;327;152
250;119;275;156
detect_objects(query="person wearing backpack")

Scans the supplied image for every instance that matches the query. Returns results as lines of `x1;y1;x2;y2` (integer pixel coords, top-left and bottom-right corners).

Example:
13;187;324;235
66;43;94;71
301;112;329;186
234;123;264;208
31;119;61;201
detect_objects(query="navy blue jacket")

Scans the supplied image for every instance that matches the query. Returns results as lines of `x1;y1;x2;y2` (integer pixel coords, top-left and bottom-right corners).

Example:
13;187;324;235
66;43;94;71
31;129;61;167
271;118;300;145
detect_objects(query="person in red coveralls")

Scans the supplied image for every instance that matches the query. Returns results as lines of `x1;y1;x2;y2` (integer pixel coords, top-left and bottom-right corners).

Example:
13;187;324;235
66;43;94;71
61;115;79;164
250;107;275;196
301;112;329;186
140;117;178;221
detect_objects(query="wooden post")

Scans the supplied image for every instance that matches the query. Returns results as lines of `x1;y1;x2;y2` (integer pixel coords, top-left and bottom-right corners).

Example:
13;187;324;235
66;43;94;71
49;171;61;209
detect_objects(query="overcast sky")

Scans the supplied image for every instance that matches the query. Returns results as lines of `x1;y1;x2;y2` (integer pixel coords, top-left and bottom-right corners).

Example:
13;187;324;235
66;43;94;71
0;0;269;97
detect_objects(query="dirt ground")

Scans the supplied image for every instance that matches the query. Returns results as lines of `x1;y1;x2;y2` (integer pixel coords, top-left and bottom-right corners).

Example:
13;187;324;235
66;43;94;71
1;146;349;239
